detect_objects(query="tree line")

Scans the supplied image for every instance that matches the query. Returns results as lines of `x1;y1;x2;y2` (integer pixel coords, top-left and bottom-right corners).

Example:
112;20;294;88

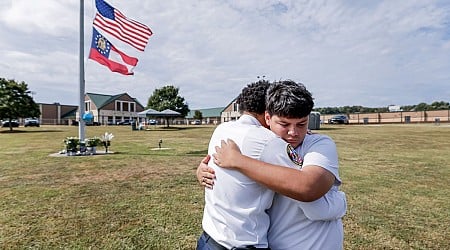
2;77;448;128
0;79;193;130
314;101;450;115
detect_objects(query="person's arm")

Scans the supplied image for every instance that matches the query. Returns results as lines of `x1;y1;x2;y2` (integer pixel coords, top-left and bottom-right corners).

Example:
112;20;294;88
212;139;335;202
204;149;346;220
196;155;216;189
298;190;347;221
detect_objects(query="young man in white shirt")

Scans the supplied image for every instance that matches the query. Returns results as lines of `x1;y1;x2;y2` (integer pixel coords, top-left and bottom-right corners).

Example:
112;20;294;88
197;80;300;250
198;80;346;250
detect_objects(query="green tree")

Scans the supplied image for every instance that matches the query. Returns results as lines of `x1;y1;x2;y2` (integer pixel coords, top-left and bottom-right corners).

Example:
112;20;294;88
315;101;449;114
430;101;450;110
401;105;415;112
147;85;190;126
193;110;203;122
0;78;40;131
415;102;428;111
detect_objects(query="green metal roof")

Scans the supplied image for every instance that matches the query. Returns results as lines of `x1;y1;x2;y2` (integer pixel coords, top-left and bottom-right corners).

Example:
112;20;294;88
86;93;119;109
186;107;225;119
61;107;78;118
86;92;145;110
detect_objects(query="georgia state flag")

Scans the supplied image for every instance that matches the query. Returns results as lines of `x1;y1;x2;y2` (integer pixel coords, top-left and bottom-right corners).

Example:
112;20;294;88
88;28;138;75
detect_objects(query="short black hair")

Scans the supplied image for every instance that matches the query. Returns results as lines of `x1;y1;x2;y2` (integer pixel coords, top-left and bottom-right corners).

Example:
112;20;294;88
236;80;271;114
266;80;314;118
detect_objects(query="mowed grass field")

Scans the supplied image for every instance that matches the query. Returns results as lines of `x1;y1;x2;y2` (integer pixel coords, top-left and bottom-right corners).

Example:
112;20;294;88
0;123;449;249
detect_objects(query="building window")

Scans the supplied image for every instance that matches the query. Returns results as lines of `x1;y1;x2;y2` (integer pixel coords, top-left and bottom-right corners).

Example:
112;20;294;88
233;102;239;112
115;100;135;112
85;101;91;112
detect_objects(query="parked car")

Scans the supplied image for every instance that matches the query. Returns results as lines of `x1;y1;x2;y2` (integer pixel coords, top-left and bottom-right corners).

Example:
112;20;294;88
1;120;19;127
86;121;100;126
329;115;349;124
148;119;157;125
116;119;134;125
70;120;100;126
24;118;40;127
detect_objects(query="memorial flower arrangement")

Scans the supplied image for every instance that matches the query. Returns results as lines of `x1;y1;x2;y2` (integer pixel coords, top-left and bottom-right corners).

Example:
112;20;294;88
64;137;79;154
101;132;114;153
61;133;114;155
86;136;102;147
84;136;102;155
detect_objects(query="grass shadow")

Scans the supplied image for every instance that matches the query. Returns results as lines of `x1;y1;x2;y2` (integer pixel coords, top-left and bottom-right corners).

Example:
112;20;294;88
0;129;64;134
142;126;207;131
186;149;208;155
315;126;348;131
104;150;208;157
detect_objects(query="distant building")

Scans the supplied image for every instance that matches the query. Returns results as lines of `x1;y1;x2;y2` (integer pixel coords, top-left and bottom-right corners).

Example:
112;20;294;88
83;92;145;125
185;107;224;125
38;103;78;125
388;105;402;112
38;92;145;125
221;97;241;123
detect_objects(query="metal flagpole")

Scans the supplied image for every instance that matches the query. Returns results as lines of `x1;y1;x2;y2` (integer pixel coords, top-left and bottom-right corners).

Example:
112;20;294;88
79;0;86;142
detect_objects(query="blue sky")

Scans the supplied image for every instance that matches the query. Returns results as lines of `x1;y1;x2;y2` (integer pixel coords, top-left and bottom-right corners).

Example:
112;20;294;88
0;0;449;109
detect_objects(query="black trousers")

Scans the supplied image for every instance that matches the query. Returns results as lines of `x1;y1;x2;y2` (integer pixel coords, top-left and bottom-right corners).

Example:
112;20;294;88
196;231;271;250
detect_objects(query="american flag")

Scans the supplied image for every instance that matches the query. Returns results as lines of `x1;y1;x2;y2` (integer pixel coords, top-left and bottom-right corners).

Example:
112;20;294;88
93;0;153;52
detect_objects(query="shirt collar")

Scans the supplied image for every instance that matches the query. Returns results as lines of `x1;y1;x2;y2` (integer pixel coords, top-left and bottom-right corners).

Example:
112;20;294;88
238;114;262;126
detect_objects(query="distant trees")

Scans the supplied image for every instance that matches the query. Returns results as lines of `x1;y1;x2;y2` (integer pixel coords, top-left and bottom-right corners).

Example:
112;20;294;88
402;101;450;111
314;106;388;115
146;85;189;126
430;101;450;110
0;78;40;131
146;85;190;116
314;101;450;114
193;110;203;122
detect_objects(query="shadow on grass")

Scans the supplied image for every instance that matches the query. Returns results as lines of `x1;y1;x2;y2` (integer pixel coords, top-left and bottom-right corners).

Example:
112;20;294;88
157;126;188;130
0;129;64;134
140;126;207;131
315;126;349;131
108;149;208;156
187;150;208;155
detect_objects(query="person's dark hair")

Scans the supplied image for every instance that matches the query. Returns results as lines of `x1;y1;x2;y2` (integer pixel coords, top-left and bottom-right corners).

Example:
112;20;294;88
266;80;314;118
236;80;271;114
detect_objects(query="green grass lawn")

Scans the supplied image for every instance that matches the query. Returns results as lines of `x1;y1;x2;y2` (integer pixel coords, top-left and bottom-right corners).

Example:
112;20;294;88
0;124;449;249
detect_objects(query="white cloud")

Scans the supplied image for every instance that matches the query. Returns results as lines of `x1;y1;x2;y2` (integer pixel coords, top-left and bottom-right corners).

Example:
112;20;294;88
0;1;78;35
0;0;449;109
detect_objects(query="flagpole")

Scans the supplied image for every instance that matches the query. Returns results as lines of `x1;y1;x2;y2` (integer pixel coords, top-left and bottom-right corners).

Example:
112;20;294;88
79;0;86;142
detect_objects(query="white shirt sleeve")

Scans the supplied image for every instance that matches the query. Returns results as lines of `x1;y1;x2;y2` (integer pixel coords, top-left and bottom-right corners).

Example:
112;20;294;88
296;134;346;221
296;189;347;221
